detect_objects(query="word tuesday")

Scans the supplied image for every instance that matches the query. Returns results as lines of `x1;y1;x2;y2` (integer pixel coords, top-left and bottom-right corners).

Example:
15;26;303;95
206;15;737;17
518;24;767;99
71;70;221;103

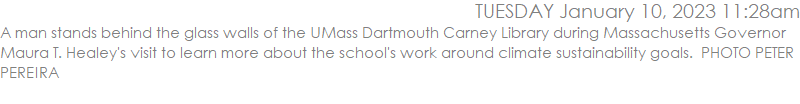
474;4;635;22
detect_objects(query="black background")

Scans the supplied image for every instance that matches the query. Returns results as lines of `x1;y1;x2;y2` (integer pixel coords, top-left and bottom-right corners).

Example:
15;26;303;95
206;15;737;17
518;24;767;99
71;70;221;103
0;1;798;96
